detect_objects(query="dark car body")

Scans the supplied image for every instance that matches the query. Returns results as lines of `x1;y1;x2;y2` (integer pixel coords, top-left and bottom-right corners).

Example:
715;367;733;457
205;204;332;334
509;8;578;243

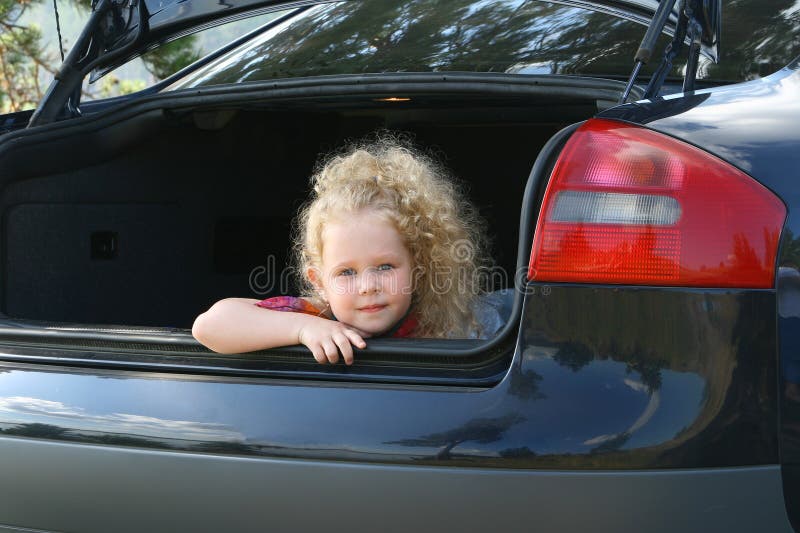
0;1;799;531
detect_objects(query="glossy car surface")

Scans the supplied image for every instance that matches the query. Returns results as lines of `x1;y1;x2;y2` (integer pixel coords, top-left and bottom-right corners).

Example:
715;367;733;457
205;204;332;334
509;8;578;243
0;1;799;531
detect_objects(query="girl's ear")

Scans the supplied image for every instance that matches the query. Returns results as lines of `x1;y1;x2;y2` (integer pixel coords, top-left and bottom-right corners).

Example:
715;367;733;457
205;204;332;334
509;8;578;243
306;266;327;300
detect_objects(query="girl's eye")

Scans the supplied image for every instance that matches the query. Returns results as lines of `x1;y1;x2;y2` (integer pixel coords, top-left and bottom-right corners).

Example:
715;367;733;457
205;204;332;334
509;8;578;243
337;268;356;277
377;264;394;271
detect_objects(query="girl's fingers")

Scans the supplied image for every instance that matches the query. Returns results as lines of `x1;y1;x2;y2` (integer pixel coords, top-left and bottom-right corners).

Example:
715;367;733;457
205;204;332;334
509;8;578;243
332;333;354;365
343;329;367;349
304;327;365;365
309;344;327;364
321;340;339;364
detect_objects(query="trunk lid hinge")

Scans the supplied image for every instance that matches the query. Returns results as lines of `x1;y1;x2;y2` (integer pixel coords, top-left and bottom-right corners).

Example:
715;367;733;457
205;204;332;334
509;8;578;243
28;0;145;128
620;0;721;104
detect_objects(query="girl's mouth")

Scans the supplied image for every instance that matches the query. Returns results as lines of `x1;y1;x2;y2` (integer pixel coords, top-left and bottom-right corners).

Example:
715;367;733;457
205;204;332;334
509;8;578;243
358;304;387;313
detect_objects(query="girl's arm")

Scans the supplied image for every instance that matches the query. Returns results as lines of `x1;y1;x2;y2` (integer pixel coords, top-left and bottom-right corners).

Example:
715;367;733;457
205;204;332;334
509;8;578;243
192;298;367;364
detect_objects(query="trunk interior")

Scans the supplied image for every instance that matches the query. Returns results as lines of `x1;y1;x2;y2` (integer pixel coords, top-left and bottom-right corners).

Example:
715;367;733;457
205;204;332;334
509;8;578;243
0;86;604;333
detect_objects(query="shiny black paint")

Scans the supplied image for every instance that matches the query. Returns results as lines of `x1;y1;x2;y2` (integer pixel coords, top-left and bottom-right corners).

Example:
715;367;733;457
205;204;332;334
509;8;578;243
168;0;800;93
0;286;776;468
779;266;800;529
600;60;800;528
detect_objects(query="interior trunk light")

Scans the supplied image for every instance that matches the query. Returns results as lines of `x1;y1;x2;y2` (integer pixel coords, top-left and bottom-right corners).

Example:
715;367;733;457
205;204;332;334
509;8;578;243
529;118;786;288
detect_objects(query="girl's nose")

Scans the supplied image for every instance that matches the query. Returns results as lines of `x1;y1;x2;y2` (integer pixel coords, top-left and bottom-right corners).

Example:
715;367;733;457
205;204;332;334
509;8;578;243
358;269;381;294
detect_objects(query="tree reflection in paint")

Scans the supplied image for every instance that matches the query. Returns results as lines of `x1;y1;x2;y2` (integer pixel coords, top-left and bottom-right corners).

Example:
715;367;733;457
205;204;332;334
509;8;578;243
387;413;525;460
178;0;800;90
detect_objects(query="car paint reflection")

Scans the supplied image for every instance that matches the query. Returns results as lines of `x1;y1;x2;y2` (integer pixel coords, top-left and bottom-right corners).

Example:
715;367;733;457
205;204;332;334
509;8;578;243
1;285;759;469
171;0;800;91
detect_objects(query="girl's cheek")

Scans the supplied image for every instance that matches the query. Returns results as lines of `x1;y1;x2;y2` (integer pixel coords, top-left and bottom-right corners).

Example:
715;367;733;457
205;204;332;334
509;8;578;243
382;272;400;294
333;277;357;294
389;270;411;290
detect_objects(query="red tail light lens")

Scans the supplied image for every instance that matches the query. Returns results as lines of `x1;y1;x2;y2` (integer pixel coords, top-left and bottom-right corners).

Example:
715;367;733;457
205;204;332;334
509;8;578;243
529;119;786;288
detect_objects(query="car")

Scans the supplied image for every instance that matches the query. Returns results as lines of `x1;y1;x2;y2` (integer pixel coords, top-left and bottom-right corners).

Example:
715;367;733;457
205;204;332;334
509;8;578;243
0;0;799;531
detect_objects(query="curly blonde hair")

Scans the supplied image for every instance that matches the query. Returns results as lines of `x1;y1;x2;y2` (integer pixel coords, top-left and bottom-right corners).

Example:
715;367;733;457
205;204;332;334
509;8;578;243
293;135;490;338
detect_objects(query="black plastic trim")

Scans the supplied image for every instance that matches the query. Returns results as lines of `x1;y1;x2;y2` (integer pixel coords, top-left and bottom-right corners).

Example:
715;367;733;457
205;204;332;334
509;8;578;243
13;73;633;140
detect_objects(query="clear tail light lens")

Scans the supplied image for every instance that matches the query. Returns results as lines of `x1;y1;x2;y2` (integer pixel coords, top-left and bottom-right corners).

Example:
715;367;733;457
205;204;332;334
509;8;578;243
529;119;786;288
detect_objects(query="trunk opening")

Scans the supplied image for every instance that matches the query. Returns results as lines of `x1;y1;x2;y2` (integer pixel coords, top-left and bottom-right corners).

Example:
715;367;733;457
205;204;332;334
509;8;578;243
0;74;624;375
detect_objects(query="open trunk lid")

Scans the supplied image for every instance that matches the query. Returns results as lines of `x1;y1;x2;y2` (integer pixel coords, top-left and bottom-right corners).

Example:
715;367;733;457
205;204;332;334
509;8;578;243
93;0;720;77
27;0;720;127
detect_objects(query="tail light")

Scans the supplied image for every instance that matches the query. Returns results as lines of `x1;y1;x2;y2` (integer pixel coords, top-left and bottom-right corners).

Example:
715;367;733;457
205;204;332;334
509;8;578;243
529;119;786;288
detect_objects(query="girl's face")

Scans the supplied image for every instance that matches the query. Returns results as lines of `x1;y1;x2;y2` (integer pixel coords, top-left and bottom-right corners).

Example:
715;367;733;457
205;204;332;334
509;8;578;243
309;209;414;336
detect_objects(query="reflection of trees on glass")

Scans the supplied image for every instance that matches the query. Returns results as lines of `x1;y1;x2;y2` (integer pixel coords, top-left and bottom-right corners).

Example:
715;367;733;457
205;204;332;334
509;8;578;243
191;0;800;88
387;413;524;460
2;1;202;110
195;0;637;85
719;0;800;80
141;37;202;81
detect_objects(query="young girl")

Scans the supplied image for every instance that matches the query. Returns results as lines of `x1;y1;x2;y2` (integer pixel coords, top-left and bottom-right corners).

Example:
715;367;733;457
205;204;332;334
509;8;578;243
192;137;491;364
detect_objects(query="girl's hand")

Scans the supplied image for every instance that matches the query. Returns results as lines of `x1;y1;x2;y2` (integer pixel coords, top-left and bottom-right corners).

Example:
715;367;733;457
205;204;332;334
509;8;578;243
297;317;369;365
